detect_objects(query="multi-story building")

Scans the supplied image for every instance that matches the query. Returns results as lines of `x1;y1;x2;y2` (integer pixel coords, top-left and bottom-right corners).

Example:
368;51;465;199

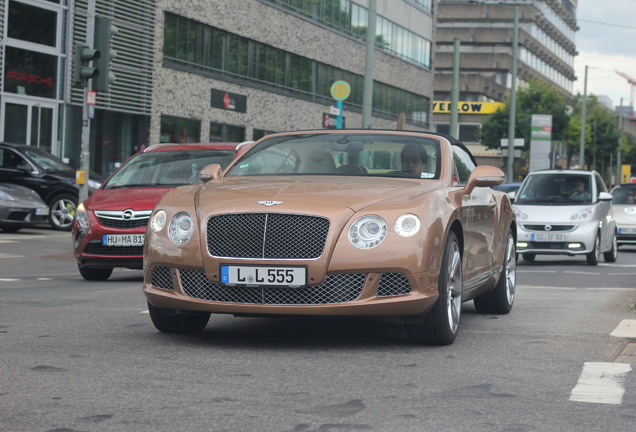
0;0;436;177
433;0;577;163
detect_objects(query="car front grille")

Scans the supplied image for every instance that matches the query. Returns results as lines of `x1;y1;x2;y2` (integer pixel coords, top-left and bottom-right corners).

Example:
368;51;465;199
178;269;364;305
94;210;151;229
84;242;143;256
151;267;173;290
377;273;411;297
522;224;575;232
207;213;330;259
149;267;413;303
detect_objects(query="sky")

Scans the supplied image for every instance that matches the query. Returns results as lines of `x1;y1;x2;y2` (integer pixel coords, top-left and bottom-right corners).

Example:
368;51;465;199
574;0;636;108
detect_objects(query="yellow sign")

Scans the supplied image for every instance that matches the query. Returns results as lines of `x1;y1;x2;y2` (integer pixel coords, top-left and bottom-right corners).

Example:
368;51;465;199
330;80;351;101
433;101;504;115
622;164;631;185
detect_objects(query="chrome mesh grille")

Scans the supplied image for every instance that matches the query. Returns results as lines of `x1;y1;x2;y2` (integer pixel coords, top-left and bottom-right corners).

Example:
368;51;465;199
151;267;174;291
206;213;330;259
179;269;365;305
377;273;411;297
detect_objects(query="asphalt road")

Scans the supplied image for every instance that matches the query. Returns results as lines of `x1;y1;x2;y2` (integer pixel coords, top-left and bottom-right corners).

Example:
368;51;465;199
1;227;635;432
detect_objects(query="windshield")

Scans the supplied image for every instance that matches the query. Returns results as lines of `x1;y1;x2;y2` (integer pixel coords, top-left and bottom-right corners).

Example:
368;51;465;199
104;149;236;189
612;187;636;204
225;133;441;179
22;147;70;171
515;173;593;205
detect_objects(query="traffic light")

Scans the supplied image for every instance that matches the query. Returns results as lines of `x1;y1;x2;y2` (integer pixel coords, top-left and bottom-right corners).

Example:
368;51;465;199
72;44;100;88
93;16;118;92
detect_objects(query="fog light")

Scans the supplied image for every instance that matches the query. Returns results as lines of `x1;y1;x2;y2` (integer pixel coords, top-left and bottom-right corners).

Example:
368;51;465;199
568;243;583;249
517;242;528;248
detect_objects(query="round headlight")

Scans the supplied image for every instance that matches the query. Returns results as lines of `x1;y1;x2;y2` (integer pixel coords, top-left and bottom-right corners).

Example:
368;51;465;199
394;214;420;237
348;215;387;249
168;212;194;245
150;210;166;232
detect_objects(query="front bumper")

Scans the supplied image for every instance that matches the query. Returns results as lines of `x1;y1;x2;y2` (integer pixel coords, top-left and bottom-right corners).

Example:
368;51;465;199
143;265;439;317
516;221;597;256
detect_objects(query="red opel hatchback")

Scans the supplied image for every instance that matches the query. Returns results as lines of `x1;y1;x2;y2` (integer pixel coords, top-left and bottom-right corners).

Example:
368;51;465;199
72;142;248;280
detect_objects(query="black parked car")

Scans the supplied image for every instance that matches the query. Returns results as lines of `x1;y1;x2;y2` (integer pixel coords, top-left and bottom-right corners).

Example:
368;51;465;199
0;142;102;230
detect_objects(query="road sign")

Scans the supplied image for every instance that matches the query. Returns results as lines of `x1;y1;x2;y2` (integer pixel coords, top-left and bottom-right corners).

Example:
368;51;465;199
330;81;351;101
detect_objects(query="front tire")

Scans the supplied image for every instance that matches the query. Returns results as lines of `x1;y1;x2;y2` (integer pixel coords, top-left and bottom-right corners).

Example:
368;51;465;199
603;231;618;263
78;265;113;281
147;302;210;333
49;193;77;231
586;233;600;265
474;228;516;314
522;253;535;262
405;231;463;345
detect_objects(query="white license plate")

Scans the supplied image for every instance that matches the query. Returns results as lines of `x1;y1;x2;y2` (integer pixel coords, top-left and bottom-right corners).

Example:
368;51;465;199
531;233;565;242
35;207;49;216
618;227;636;234
102;234;145;246
220;265;306;287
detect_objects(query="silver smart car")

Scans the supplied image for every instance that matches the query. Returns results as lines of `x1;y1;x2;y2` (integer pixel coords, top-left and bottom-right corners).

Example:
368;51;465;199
512;170;617;265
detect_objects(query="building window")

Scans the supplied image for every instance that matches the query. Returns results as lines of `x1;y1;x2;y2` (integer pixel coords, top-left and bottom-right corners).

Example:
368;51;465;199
163;13;430;125
160;115;201;143
209;122;245;142
3;47;57;98
7;0;58;47
253;129;277;141
263;0;432;68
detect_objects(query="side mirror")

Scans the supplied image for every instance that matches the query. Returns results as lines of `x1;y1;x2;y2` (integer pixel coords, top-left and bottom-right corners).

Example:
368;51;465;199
198;163;222;183
599;192;613;201
507;190;516;202
465;165;504;194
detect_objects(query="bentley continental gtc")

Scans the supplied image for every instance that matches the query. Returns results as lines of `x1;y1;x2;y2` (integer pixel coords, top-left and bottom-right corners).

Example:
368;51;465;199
143;130;516;345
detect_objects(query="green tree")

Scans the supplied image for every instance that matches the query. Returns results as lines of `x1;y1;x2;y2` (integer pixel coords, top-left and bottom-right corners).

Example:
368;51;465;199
478;79;570;150
566;95;622;175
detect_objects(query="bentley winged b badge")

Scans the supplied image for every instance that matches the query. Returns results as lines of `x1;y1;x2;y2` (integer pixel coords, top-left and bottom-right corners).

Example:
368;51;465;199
257;200;283;207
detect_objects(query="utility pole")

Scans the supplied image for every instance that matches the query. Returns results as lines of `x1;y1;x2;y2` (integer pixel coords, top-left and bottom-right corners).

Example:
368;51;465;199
361;0;376;129
579;65;588;170
78;0;97;203
506;5;519;182
617;97;624;184
450;38;460;138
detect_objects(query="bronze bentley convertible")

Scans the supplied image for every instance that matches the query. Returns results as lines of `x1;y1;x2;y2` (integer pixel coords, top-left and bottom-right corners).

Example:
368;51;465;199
142;130;516;345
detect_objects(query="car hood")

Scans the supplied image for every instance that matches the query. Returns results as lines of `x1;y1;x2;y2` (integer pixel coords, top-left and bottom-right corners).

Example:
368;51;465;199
197;176;439;214
513;203;599;223
613;204;636;225
85;187;173;211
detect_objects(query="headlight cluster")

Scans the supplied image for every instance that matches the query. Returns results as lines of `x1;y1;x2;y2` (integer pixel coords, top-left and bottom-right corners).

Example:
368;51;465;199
75;202;89;231
151;210;194;245
513;207;528;220
348;213;421;249
571;207;594;221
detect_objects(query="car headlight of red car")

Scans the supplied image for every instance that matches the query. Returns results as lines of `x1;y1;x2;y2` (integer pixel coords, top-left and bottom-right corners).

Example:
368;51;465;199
75;202;89;231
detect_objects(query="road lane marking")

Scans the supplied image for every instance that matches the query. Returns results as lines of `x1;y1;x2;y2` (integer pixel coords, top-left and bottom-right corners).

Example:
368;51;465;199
519;285;576;290
610;320;636;338
0;278;20;282
563;271;599;275
0;253;23;259
520;285;634;291
569;362;631;405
